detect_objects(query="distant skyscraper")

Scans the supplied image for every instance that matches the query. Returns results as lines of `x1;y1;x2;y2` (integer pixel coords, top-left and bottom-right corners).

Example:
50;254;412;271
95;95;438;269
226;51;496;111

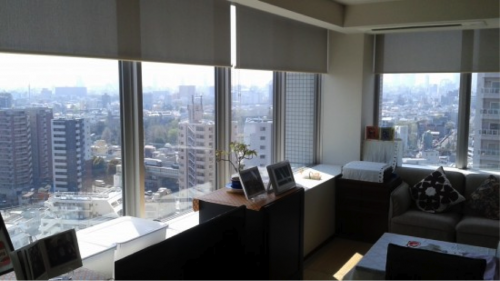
51;118;86;192
473;73;500;169
102;93;111;109
54;87;87;101
0;109;33;204
26;108;53;188
395;125;409;153
0;93;13;109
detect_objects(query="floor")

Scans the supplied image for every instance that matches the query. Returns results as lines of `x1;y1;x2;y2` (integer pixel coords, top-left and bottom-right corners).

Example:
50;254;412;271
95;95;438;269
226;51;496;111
167;212;375;280
303;237;373;280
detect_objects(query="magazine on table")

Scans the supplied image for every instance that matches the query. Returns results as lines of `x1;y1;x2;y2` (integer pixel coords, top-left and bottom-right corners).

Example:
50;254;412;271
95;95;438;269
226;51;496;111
10;229;82;280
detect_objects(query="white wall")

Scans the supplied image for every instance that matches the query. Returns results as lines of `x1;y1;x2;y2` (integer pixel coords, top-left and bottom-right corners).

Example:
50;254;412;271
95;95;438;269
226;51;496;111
320;31;374;165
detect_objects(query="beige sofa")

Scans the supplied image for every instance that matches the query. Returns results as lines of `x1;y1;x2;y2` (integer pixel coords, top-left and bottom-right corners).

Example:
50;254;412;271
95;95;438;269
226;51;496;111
389;166;499;249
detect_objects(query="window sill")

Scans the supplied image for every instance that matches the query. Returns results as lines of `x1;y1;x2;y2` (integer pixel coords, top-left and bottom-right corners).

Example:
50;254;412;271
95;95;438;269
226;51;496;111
294;164;342;190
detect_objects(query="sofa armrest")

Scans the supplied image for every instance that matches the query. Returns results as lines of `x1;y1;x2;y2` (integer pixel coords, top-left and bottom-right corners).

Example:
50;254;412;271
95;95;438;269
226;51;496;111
389;181;411;219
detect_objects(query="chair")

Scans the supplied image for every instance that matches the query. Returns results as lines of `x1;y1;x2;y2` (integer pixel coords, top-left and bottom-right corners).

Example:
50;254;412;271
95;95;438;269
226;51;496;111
385;243;487;280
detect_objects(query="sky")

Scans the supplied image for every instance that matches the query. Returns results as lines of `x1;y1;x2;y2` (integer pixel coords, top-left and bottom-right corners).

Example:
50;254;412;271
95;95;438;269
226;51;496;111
0;53;273;93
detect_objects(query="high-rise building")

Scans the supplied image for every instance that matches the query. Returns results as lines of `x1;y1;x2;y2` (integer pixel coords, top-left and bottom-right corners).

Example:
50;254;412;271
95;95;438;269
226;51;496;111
178;95;215;194
473;73;500;169
26;108;53;188
244;117;272;168
0;109;33;205
0;93;13;109
51;118;86;192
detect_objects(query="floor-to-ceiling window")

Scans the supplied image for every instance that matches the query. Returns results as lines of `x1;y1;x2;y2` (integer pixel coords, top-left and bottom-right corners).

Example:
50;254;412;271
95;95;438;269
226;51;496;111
379;73;460;167
0;52;322;250
470;73;500;171
0;53;122;249
141;62;215;220
230;69;273;172
379;72;500;173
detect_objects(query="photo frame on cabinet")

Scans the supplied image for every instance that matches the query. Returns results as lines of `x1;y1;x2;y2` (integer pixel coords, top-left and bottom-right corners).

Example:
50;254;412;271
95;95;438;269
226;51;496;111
380;127;395;141
239;166;267;200
366;126;379;140
0;213;15;276
266;160;296;196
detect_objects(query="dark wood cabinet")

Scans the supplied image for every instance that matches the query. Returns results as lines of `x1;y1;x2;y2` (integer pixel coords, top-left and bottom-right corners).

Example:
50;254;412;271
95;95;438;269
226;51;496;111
335;175;402;243
196;187;305;280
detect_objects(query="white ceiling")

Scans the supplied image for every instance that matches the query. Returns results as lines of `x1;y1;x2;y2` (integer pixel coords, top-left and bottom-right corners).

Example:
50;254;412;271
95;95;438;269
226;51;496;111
230;0;499;34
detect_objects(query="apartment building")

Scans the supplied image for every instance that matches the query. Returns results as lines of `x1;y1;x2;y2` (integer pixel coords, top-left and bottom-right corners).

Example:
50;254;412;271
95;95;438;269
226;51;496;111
51;118;86;192
474;73;500;169
26;108;53;188
0;109;32;204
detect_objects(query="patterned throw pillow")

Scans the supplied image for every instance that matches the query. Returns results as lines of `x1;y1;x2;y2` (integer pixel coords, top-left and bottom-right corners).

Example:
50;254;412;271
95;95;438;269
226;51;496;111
409;166;465;213
467;175;500;220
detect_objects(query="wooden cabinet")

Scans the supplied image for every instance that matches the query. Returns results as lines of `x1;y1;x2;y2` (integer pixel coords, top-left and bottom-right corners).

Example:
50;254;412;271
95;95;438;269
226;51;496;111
195;187;305;280
335;175;402;243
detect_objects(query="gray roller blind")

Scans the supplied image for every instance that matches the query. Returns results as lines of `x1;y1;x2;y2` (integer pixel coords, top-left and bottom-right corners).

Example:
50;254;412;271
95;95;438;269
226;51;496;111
236;5;328;73
139;0;230;66
472;29;500;72
0;0;231;67
375;31;463;73
375;29;499;73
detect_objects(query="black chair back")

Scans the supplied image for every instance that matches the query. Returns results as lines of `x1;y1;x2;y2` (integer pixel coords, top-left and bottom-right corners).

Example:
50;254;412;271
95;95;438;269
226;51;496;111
385;243;487;280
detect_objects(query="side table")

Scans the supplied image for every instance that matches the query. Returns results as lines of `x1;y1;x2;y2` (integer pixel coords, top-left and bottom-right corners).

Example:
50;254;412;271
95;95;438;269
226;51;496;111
335;175;403;242
193;187;305;280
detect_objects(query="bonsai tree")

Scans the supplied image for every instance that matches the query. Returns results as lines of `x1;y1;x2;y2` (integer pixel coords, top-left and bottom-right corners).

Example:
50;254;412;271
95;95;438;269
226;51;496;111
215;141;258;174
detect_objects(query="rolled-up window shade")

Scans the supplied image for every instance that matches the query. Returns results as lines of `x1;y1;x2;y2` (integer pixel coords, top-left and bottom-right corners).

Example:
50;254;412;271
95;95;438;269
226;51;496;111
0;0;120;59
236;5;328;73
375;31;463;73
139;0;231;66
472;29;500;72
0;0;231;67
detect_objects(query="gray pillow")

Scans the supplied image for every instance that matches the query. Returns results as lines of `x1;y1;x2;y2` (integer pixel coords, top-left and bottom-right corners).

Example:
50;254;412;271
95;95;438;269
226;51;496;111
467;175;499;220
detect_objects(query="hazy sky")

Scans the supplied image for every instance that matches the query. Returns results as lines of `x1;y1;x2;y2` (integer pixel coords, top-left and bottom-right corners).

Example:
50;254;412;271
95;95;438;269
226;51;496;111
0;53;273;93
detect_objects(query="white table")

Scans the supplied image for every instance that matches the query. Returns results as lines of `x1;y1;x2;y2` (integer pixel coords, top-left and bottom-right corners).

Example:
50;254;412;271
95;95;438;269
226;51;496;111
348;232;497;280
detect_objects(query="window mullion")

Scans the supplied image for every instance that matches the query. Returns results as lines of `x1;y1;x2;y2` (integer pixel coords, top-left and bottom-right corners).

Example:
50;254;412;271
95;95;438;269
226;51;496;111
215;67;232;187
456;73;472;169
119;61;145;217
273;72;286;162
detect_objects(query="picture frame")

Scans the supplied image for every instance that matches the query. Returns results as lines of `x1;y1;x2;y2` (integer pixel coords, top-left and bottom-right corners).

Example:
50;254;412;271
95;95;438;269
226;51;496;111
0;213;14;276
380;127;395;141
266;160;296;196
238;166;267;200
11;228;82;280
366;126;379;140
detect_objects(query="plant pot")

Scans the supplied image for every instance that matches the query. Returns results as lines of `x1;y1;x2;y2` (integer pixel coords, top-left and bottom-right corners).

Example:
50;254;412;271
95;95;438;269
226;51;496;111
230;175;242;189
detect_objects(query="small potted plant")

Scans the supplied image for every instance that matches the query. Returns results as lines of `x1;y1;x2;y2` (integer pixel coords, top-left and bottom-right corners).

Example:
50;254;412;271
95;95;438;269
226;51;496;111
215;141;258;189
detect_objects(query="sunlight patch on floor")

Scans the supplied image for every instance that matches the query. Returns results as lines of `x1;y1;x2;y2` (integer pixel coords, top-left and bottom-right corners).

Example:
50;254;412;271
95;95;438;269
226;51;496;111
333;252;364;280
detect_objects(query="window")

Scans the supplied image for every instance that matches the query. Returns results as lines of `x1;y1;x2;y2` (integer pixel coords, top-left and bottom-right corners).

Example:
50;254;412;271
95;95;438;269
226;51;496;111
284;72;319;168
379;73;500;172
0;53;122;249
142;62;215;220
0;55;322;251
380;73;460;167
470;73;500;171
231;69;273;171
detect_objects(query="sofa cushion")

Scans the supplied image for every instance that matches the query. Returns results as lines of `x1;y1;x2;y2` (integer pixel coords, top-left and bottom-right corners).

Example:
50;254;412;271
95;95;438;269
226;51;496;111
466;175;499;220
391;209;461;242
392;209;461;233
409;166;465;213
456;215;500;238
